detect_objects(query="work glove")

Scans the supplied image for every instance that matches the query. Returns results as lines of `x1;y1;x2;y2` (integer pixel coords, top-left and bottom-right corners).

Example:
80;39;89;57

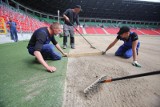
132;61;141;68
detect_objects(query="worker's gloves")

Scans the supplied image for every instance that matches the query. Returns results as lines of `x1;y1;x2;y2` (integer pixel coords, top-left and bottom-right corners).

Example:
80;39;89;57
132;61;141;67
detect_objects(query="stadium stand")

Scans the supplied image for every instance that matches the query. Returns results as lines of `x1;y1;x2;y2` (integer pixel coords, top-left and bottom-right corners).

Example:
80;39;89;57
94;27;106;34
130;28;144;35
138;28;160;35
85;26;96;34
154;29;160;34
74;27;84;34
0;4;50;32
0;2;159;36
104;27;119;34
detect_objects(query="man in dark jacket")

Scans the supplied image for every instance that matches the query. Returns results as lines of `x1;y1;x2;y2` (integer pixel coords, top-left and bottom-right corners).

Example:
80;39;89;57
27;22;67;72
63;5;82;49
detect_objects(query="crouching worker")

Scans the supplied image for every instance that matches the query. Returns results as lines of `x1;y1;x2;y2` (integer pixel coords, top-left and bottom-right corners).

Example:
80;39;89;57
27;22;68;72
102;26;141;67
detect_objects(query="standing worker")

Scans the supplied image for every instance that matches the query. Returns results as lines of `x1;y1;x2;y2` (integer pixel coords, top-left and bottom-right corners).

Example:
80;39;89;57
63;5;82;49
7;17;18;42
102;26;141;67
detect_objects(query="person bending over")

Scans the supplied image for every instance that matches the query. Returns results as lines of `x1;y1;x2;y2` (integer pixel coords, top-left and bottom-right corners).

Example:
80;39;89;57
27;22;67;72
103;26;141;67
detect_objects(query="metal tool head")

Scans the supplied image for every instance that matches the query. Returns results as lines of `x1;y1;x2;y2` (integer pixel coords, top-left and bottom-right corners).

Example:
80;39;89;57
83;75;107;97
102;51;106;55
91;46;96;49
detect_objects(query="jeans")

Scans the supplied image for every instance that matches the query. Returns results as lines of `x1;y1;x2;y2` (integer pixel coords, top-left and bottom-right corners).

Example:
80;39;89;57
115;42;140;58
10;29;18;42
28;44;61;60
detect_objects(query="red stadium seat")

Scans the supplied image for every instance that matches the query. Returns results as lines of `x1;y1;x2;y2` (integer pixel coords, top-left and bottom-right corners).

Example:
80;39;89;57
74;27;83;34
138;29;159;35
85;27;96;34
0;5;50;32
104;27;119;34
154;29;160;34
130;28;144;35
94;27;106;34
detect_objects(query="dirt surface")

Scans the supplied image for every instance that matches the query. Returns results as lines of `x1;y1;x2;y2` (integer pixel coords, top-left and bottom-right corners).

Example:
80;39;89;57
63;35;160;107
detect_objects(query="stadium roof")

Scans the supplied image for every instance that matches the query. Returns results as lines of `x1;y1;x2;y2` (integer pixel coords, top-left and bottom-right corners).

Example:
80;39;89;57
14;0;160;21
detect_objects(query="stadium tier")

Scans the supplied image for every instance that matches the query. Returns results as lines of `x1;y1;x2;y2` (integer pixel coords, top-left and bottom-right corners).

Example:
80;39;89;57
130;28;144;35
138;29;160;35
104;27;119;34
0;4;159;35
0;5;50;32
85;27;96;34
155;29;160;33
74;27;84;34
94;27;106;34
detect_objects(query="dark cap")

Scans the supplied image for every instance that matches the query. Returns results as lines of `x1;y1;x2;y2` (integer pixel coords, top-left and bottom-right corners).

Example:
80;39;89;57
117;26;130;35
74;5;82;11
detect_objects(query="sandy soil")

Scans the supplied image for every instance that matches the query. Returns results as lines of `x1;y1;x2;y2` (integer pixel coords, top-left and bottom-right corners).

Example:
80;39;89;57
63;35;160;107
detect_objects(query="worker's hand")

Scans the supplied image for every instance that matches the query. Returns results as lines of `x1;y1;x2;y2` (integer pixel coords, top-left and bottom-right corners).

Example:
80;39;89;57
102;51;106;55
132;61;141;68
46;66;56;72
63;52;68;57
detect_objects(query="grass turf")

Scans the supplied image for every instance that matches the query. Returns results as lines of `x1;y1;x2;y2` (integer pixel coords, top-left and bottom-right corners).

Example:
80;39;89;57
0;37;69;107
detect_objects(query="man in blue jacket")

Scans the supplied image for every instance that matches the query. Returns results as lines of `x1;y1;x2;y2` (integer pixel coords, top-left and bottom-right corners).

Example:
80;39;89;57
7;17;18;42
103;26;141;67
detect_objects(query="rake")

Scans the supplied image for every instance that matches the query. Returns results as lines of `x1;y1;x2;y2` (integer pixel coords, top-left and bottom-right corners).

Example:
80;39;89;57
69;22;96;49
83;70;160;96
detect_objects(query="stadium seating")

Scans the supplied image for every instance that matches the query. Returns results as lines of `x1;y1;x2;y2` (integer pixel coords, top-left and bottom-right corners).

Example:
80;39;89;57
0;5;50;32
0;4;159;36
85;27;96;34
138;29;160;35
154;29;160;33
94;27;106;34
130;28;144;35
104;27;119;34
74;27;84;34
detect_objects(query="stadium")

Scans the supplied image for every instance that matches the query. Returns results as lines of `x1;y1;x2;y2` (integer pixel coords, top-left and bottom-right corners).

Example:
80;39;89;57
0;0;160;107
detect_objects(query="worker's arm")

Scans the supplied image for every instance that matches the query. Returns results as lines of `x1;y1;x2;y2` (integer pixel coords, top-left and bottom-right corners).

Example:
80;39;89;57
34;51;56;72
132;40;141;67
63;14;70;22
6;21;10;28
63;9;70;22
132;40;138;61
76;15;80;31
76;15;80;25
102;38;119;54
55;44;68;57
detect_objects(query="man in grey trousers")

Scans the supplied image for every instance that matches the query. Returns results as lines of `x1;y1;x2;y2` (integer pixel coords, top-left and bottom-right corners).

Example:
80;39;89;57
63;5;82;49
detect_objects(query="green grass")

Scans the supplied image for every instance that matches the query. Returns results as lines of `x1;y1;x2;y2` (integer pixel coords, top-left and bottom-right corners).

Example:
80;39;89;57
0;37;69;107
